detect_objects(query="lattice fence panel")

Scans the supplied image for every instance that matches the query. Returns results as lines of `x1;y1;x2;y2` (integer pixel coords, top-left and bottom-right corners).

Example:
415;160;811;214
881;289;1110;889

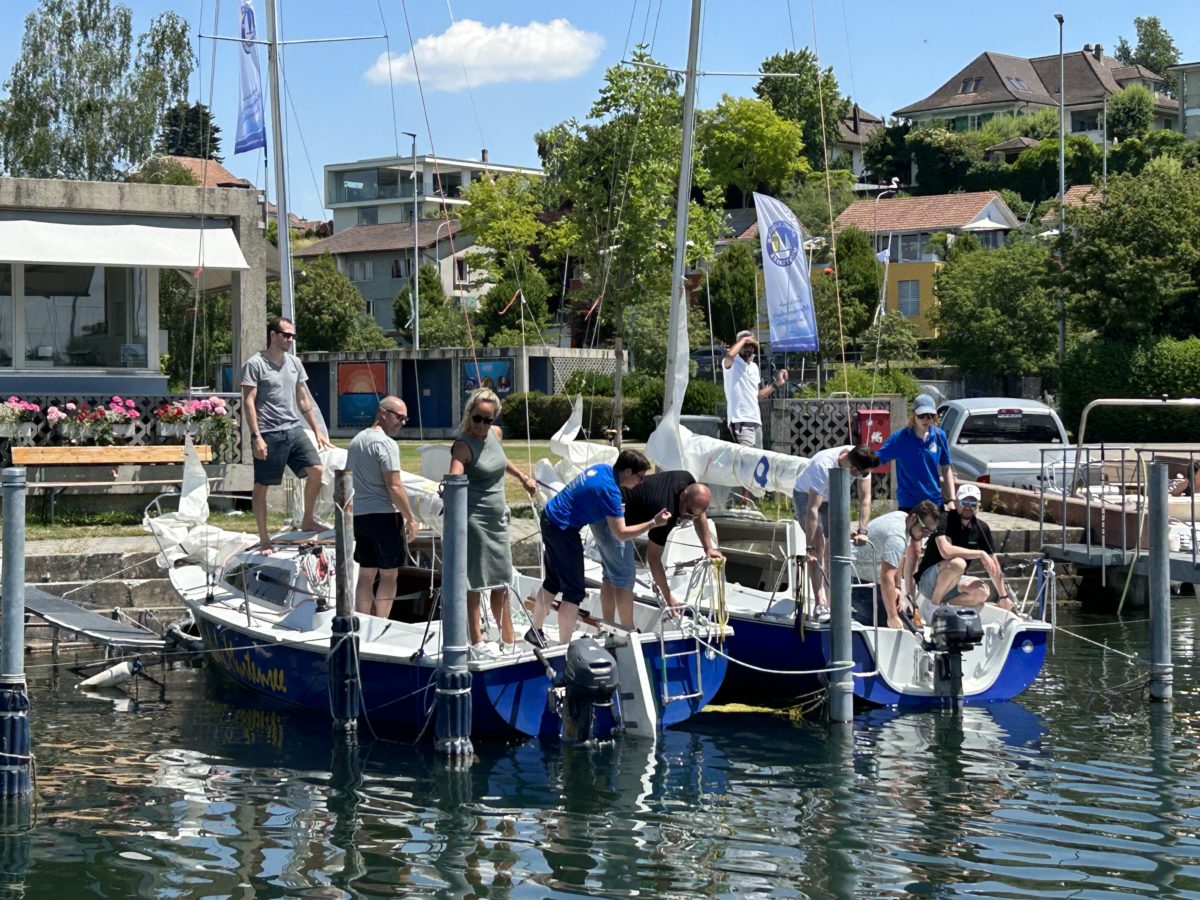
770;397;892;500
551;357;618;394
0;394;242;463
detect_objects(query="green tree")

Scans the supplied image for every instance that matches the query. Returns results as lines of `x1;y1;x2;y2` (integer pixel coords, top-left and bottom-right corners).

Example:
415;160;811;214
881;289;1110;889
863;121;911;185
931;239;1056;384
860;312;922;368
0;0;192;180
905;126;982;196
156;101;222;160
698;94;809;204
753;49;850;171
783;168;857;235
459;173;566;281
1106;85;1155;142
126;156;200;186
1063;158;1200;343
812;225;880;347
536;47;723;365
703;240;758;343
1008;135;1100;203
1115;16;1181;96
475;268;551;346
1109;128;1189;176
270;254;393;352
393;262;468;349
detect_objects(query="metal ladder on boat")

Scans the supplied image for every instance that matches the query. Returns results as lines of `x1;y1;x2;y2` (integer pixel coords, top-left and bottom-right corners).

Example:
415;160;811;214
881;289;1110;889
656;607;704;705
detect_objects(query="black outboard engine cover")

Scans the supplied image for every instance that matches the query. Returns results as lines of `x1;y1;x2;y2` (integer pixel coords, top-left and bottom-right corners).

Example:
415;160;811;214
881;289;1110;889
562;637;620;742
930;606;984;653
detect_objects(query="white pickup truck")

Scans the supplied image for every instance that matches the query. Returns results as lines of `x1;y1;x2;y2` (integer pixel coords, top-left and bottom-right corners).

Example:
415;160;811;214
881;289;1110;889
937;397;1074;492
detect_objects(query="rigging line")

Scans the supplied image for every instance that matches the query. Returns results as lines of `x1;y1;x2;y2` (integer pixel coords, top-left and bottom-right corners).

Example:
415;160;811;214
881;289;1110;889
622;0;640;58
280;74;326;227
373;0;402;159
838;0;858;108
442;0;485;152
807;0;850;425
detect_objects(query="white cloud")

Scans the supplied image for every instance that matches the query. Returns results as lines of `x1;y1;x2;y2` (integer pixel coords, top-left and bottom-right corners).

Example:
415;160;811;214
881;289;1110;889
364;18;604;92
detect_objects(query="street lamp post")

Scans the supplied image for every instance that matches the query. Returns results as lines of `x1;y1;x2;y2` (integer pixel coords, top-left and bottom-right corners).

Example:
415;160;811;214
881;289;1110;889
402;131;420;351
872;178;900;326
1055;13;1066;369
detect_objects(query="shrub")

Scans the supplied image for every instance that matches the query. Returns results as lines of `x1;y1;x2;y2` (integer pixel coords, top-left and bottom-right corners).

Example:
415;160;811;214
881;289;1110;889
796;364;919;399
563;370;615;396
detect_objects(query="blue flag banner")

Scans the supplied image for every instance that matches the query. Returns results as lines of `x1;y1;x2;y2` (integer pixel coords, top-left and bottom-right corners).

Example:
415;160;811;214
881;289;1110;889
234;0;267;154
752;192;818;352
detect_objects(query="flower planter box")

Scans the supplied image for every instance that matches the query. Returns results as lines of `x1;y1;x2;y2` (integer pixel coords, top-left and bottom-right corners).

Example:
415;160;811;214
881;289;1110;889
0;422;35;440
110;423;136;440
157;421;198;438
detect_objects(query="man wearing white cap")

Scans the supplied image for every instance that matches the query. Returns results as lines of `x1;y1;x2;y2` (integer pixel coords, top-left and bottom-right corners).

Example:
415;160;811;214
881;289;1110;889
913;483;1013;622
722;331;788;449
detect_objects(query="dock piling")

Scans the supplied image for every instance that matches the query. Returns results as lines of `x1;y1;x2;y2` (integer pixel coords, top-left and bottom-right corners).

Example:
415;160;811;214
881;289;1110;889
1148;461;1173;702
1;467;32;801
827;466;854;725
436;473;473;762
330;469;362;730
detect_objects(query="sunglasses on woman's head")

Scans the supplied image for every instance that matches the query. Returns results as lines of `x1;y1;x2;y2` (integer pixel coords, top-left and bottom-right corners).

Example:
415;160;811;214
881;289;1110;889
472;414;494;425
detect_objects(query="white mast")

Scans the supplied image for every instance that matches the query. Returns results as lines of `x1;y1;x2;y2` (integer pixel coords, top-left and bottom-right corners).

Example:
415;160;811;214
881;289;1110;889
662;0;703;418
264;0;294;322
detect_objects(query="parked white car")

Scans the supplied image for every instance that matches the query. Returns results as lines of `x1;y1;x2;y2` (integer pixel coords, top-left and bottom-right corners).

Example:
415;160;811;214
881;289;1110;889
937;397;1075;492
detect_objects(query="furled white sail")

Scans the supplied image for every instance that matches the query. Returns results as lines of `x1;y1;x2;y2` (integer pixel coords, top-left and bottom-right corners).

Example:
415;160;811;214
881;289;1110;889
646;420;808;498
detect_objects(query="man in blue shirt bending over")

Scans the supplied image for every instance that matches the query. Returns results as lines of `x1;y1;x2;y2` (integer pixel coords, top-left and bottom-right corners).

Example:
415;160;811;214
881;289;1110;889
526;449;670;648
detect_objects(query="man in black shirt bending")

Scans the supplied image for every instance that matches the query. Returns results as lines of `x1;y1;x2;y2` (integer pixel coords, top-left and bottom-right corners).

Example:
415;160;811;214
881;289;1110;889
589;470;723;625
914;483;1013;617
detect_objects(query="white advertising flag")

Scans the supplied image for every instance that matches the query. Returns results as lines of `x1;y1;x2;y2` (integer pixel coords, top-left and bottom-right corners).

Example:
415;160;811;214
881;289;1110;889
234;0;267;154
752;192;818;352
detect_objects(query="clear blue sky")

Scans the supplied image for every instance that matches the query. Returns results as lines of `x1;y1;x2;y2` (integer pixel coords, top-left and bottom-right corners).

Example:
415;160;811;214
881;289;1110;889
1;1;1195;219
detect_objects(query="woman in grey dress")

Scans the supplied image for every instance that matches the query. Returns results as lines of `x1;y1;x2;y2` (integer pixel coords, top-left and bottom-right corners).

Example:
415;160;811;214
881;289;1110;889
449;389;537;659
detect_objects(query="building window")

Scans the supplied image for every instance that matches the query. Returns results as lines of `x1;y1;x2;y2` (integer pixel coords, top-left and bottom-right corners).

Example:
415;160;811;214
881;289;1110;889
455;258;469;285
345;259;373;283
1072;111;1100;132
898;280;920;317
979;230;1007;250
958;76;983;94
1005;75;1031;92
370;299;393;330
0;264;11;366
391;258;412;279
358;207;378;226
23;265;148;368
897;233;932;262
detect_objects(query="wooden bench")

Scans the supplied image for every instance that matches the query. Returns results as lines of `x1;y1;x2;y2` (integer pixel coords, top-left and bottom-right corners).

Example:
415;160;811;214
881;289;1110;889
11;445;215;523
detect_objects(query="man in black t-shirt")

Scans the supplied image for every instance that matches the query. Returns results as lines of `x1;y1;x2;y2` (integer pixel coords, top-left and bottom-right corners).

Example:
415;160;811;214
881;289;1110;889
590;469;723;625
914;483;1012;615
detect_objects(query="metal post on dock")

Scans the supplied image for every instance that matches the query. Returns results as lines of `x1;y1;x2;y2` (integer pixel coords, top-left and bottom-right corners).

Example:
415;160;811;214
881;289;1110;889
1147;462;1173;702
1;468;32;802
436;473;473;762
329;470;362;731
827;466;854;724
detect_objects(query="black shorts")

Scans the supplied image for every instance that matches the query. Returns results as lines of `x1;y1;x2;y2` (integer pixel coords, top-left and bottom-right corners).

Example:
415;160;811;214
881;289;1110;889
540;517;586;606
353;512;408;570
253;426;322;486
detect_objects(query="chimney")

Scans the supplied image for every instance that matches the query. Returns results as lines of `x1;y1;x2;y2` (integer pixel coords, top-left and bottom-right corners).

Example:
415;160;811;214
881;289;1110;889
1093;43;1103;61
852;103;860;133
481;148;489;163
1083;43;1093;52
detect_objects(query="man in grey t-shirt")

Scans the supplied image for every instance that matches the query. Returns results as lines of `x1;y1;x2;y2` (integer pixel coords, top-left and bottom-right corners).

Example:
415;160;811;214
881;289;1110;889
347;396;418;619
240;316;332;552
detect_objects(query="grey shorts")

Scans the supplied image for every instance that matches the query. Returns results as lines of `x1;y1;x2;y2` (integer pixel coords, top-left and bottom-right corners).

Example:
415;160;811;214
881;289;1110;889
792;490;830;536
730;422;762;448
253;426;322;486
589;521;636;590
918;561;963;605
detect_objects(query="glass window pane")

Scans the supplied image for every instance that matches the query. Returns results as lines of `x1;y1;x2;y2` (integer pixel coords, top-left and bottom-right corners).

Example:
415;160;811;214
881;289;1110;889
0;264;11;366
23;264;148;368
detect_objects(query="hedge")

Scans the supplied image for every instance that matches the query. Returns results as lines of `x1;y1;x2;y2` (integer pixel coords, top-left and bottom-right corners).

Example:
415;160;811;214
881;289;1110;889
1061;336;1200;441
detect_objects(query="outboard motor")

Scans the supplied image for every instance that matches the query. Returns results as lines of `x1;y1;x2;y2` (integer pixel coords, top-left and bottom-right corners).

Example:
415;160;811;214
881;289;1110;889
925;606;984;704
534;637;620;743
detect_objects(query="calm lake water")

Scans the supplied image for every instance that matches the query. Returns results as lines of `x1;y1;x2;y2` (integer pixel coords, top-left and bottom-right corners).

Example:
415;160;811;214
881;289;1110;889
8;606;1200;899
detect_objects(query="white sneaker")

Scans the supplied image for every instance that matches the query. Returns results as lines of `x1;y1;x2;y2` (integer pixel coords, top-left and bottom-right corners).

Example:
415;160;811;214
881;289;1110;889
814;603;831;624
470;641;502;660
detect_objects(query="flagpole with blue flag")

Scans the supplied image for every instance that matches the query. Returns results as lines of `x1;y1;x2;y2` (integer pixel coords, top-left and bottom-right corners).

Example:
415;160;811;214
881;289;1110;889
234;0;267;155
752;192;819;353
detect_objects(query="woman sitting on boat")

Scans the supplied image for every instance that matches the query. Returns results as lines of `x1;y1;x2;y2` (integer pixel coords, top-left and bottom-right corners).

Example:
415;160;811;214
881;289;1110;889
449;388;538;660
876;393;958;513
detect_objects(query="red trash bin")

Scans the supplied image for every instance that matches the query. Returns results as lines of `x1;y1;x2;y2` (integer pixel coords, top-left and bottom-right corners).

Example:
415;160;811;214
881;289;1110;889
857;408;891;473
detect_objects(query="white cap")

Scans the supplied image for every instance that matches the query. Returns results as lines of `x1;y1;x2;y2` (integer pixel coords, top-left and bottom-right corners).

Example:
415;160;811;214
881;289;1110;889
956;483;982;503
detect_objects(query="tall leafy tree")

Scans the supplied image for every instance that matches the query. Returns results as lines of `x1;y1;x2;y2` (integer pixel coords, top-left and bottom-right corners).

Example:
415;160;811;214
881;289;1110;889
1115;16;1181;96
475;268;551;347
393;262;468;349
156;101;222;161
1106;85;1155;142
812;225;880;348
698;94;809;205
0;0;192;180
270;254;393;352
931;239;1057;386
1063;158;1200;343
754;49;850;171
702;240;759;343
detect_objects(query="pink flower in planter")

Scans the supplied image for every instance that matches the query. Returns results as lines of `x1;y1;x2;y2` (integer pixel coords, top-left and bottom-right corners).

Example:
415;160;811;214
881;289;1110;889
65;402;77;412
126;399;136;408
47;406;66;424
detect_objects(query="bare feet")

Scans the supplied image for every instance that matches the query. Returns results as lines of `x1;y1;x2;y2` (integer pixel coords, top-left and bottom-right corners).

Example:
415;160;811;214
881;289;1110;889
300;520;330;533
256;541;275;556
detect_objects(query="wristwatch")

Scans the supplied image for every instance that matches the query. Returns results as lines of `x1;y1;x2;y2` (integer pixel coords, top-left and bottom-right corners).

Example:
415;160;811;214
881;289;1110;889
251;432;260;439
855;528;868;536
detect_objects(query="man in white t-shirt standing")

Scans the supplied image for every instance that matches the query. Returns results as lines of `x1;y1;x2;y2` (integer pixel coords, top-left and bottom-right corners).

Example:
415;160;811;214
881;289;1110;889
722;331;788;449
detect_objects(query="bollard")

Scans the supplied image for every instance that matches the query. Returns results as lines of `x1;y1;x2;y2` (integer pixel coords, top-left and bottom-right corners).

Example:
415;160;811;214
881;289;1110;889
436;473;473;761
1148;462;1173;702
1;468;32;800
827;466;854;724
329;470;362;730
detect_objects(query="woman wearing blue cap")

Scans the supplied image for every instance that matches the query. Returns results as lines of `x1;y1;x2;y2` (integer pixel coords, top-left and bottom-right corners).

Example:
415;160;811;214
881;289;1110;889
876;393;959;512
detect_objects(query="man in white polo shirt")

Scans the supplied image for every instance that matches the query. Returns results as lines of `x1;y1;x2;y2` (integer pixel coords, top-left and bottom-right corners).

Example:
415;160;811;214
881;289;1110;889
721;331;788;449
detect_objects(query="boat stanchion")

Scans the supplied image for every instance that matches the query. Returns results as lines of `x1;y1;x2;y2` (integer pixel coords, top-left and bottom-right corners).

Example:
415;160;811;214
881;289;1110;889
330;470;362;731
1148;462;1173;703
827;467;854;726
436;474;473;762
1;467;33;807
